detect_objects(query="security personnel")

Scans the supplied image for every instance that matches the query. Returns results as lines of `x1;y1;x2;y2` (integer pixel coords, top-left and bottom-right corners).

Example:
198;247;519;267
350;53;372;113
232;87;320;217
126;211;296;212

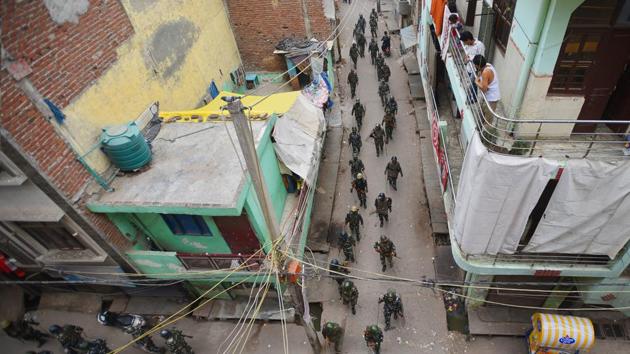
369;12;378;38
382;112;396;142
358;14;366;34
2;319;49;347
374;235;396;271
322;321;344;354
351;173;368;208
352;98;365;129
347;69;359;99
369;124;385;157
349;127;362;155
369;38;379;65
349;155;365;178
386;96;398;116
357;31;367;58
374;193;392;227
384;156;403;190
49;324;88;353
378;80;390;107
160;328;194;354
375;52;385;69
329;258;350;293
127;324;163;353
345;205;364;241
349;43;359;69
340;231;356;263
340;280;359;315
378;288;404;330
381;62;391;82
364;324;384;354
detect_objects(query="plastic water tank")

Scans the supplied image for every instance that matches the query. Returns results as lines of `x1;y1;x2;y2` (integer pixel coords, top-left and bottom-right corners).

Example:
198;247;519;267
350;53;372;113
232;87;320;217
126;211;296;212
100;122;151;171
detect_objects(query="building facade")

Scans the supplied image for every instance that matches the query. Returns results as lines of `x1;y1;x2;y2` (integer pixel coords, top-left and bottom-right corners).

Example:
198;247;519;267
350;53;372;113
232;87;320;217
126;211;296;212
418;0;630;324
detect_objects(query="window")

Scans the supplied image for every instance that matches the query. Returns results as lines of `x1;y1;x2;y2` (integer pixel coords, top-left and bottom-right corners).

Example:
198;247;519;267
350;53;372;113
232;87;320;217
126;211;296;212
548;30;603;94
15;221;86;251
493;0;516;51
161;214;212;236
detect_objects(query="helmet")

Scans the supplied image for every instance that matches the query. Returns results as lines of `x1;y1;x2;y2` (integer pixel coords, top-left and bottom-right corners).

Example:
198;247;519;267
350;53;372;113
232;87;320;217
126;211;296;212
48;324;62;335
387;288;396;296
380;235;387;241
356;97;360;102
352;127;357;132
378;192;385;199
392;156;397;161
352;155;358;161
376;123;381;128
368;324;380;332
1;320;10;329
330;259;340;266
342;280;353;289
159;329;172;339
351;205;358;212
356;173;363;179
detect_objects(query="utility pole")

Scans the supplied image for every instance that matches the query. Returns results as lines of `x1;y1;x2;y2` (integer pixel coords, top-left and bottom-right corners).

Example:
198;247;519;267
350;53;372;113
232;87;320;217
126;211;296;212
224;97;322;354
336;17;343;62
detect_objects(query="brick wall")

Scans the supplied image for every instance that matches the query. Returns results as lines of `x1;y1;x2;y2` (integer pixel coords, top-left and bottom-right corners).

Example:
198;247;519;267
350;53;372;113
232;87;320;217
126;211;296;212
0;0;134;250
226;0;333;71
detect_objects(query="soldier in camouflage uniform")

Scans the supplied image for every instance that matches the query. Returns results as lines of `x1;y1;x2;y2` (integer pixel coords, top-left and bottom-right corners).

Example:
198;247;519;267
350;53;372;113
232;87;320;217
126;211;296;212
329;258;350;294
380;62;391;82
322;321;344;354
384;156;403;190
2;318;49;347
347;69;359;98
340;231;356;263
378;80;390;107
351;173;368;208
49;324;89;353
378;288;404;330
374;235;396;271
375;52;385;69
364;324;384;354
352;98;365;129
349;43;359;69
160;329;194;354
345;205;364;241
369;124;385;157
385;96;398;116
374;193;392;227
340;280;359;315
349;127;362;155
382;113;396;143
369;11;378;38
369;38;379;65
127;325;163;353
357;31;367;58
349;155;365;178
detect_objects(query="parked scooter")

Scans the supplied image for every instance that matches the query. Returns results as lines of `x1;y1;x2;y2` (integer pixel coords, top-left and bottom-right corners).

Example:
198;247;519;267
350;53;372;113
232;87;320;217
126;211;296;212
97;311;164;353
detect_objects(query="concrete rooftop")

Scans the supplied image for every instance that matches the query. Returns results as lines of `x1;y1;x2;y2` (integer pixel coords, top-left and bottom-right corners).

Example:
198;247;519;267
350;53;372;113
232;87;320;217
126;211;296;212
92;121;268;211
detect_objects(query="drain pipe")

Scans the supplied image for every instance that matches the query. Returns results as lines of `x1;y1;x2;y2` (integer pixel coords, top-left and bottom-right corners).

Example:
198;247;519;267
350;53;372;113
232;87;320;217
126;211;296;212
509;0;552;121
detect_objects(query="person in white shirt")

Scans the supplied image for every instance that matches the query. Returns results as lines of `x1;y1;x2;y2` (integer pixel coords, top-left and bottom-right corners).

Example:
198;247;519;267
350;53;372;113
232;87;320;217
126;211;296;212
460;31;485;62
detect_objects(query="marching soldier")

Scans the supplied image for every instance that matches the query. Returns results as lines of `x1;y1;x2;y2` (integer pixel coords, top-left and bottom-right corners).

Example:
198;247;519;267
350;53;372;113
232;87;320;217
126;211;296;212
322;321;344;354
347;69;359;99
349;127;362;155
382;112;396;143
375;51;385;69
2;318;49;347
385;156;403;190
357;31;367;58
374;235;396;271
378;289;404;331
349;155;365;178
381;62;391;82
127;323;164;353
369;38;379;65
349;43;359;69
329;258;350;293
351;173;368;208
369;124;385;157
364;325;384;354
345;205;364;241
358;14;366;34
374;193;392;227
352;98;365;129
385;96;398;116
340;231;356;263
378;80;390;107
49;324;89;353
340;280;359;315
369;11;378;38
160;329;194;354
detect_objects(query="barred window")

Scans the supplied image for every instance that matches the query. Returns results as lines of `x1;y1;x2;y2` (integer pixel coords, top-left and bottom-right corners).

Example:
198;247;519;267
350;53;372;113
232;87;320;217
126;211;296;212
493;0;516;51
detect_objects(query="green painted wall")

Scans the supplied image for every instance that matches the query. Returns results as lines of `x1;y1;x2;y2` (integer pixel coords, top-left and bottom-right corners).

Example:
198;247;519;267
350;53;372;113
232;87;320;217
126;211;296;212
244;188;273;253
133;213;232;254
259;138;287;222
107;213;151;250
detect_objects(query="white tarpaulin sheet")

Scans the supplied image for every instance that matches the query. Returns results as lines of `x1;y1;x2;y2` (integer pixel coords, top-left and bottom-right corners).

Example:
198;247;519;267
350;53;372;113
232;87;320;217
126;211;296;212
524;159;630;258
272;94;326;184
454;133;558;255
400;25;418;51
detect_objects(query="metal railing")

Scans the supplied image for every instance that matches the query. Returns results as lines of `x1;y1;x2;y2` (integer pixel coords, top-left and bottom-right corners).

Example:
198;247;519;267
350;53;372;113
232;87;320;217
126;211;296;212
445;31;630;160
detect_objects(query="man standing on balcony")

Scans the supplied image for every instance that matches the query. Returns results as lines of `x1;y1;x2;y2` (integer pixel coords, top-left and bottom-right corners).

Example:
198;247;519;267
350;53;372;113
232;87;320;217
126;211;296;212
473;55;501;125
460;31;485;62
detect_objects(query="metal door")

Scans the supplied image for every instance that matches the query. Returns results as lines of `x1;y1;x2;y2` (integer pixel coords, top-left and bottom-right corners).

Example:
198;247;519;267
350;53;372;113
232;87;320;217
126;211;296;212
213;215;261;254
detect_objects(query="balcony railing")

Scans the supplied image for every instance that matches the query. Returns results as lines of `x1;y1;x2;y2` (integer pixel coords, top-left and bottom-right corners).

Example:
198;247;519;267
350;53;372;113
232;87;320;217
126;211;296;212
445;31;630;160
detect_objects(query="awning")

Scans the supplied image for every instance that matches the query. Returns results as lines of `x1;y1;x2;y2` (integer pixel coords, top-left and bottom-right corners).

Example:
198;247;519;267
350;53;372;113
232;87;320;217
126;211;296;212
0;181;64;222
400;25;418;51
272;94;326;184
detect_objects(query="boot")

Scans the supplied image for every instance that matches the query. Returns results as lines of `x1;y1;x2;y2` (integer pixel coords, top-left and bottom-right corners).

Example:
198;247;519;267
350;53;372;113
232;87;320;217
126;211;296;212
352;305;356;315
382;263;386;272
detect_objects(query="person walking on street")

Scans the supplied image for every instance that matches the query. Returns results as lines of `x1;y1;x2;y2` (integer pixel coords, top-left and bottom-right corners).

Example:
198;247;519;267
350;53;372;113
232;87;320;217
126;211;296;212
374;235;396;271
382;113;396;143
378;80;390;107
340;280;359;315
349;155;365;178
374;193;392;227
340;231;356;262
369;124;385;157
369;38;379;65
352;98;365;129
385;156;403;190
378;288;404;330
351;173;368;208
2;319;49;347
349;127;362;155
385;96;398;116
329;258;350;294
345;205;364;241
160;328;194;354
349;43;359;69
347;69;359;98
370;14;378;38
322;321;344;354
381;31;391;56
364;325;384;354
358;14;366;34
381;63;391;82
357;31;367;58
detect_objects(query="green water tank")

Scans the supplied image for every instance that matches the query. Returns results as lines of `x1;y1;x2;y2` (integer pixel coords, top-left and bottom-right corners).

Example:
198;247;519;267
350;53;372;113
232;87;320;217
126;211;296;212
100;122;152;171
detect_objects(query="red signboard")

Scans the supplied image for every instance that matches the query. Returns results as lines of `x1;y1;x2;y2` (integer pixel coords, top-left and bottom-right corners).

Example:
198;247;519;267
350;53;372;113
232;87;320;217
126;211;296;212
431;110;449;191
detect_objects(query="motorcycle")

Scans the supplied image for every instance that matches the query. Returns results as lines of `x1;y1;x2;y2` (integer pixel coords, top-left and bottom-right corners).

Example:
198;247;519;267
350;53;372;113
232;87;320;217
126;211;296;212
97;311;164;353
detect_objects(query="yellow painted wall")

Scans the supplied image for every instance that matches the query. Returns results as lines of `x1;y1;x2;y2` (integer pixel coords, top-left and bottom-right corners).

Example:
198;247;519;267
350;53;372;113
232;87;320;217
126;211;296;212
61;0;242;172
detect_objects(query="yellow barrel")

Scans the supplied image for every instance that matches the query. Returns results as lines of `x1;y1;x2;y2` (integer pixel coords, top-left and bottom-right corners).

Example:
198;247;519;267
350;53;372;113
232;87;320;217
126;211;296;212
530;313;595;353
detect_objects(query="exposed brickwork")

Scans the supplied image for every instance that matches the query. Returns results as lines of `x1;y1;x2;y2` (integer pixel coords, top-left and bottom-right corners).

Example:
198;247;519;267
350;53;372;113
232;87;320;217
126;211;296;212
0;0;134;249
226;0;334;71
